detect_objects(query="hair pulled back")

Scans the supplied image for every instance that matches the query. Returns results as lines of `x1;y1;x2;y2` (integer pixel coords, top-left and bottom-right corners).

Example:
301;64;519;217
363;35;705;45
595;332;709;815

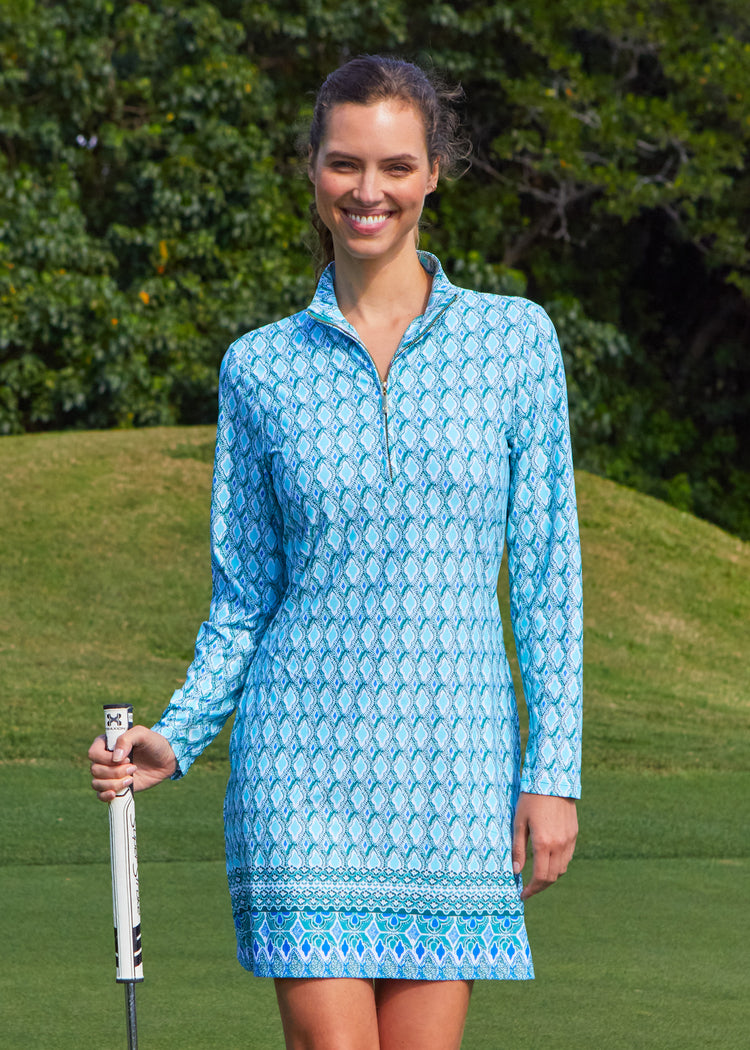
307;55;469;277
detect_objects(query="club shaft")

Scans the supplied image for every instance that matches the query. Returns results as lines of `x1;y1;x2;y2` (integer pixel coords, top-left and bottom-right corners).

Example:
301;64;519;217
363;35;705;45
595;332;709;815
125;982;139;1050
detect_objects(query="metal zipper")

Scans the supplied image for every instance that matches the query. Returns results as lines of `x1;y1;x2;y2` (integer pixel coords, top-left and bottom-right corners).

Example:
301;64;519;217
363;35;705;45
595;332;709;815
307;295;457;483
377;296;457;481
307;311;394;479
381;378;392;480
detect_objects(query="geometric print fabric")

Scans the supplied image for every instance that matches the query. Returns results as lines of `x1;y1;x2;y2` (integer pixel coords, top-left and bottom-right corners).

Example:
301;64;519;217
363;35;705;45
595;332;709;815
153;252;583;979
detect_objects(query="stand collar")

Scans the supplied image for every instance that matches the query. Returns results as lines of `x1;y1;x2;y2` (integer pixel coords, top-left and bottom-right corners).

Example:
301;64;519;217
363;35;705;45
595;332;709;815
306;252;457;342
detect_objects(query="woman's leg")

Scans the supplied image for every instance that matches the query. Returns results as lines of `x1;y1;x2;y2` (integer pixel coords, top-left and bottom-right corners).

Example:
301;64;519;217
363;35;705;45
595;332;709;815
374;979;474;1050
274;977;380;1050
273;975;473;1050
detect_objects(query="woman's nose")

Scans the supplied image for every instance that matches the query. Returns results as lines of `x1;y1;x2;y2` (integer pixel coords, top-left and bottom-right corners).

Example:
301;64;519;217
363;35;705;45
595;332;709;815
352;168;381;204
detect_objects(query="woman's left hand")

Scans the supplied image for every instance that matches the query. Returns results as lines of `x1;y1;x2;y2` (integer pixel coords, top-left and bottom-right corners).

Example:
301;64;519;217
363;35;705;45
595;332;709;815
511;792;578;900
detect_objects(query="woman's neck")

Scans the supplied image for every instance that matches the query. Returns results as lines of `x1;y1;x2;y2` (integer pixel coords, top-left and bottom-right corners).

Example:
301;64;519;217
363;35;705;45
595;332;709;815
333;248;432;330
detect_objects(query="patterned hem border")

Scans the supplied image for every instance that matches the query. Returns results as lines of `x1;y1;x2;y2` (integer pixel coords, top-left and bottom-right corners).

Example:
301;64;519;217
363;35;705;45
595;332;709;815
233;906;534;981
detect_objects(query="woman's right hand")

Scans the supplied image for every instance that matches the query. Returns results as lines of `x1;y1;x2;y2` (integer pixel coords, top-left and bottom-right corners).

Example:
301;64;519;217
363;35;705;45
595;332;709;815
88;725;177;802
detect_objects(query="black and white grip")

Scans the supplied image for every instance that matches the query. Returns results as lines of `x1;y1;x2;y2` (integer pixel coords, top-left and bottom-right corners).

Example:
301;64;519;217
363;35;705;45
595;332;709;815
103;704;144;983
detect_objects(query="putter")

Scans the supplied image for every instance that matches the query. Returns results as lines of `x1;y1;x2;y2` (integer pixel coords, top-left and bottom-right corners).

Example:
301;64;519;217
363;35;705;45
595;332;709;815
104;704;143;1050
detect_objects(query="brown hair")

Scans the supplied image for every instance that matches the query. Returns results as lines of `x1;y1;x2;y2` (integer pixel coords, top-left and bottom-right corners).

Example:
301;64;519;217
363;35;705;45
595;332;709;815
306;55;470;277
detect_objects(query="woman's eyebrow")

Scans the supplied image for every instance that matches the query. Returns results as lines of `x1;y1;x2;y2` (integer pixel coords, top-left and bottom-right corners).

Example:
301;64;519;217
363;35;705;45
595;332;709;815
324;150;420;163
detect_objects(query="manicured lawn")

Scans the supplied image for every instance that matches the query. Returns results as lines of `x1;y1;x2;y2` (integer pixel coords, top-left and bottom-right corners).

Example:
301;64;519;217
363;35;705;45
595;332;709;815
2;852;747;1049
2;426;749;1048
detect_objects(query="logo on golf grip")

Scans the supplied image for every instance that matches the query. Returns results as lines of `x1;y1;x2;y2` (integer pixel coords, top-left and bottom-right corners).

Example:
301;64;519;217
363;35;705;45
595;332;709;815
106;710;124;730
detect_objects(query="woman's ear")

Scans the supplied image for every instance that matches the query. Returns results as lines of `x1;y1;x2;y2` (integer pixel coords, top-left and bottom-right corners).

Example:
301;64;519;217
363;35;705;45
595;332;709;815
427;160;439;194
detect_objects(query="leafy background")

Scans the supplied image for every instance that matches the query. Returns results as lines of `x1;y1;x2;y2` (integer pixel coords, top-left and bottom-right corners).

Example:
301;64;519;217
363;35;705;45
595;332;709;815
1;0;749;536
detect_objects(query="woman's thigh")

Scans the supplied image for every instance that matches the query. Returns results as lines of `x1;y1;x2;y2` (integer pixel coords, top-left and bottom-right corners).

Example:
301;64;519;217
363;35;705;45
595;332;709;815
273;976;473;1050
273;977;379;1050
374;978;474;1050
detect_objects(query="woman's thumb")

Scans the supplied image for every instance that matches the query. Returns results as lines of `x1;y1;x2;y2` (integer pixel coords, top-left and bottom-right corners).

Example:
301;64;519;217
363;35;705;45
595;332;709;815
511;819;527;876
109;728;135;763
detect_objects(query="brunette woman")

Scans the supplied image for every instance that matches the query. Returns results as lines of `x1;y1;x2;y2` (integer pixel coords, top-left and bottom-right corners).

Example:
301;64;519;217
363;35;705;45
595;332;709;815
90;55;582;1050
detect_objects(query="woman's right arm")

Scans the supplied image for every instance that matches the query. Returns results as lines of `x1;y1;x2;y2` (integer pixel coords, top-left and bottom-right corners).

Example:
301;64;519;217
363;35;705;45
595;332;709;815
150;340;285;776
89;725;177;802
89;340;284;792
90;338;285;791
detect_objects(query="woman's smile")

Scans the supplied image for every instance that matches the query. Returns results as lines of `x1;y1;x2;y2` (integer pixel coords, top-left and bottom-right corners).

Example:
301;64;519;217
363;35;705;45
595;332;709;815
341;209;396;234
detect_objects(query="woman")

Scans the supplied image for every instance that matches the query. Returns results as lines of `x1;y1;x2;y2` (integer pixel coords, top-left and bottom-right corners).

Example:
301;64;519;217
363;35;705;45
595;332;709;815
89;56;582;1050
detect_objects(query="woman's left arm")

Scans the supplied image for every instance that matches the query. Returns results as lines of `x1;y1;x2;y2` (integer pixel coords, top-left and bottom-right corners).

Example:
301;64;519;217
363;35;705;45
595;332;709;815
505;301;583;893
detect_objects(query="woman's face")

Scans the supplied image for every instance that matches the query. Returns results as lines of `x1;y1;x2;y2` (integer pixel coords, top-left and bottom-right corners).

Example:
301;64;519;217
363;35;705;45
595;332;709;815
309;99;439;268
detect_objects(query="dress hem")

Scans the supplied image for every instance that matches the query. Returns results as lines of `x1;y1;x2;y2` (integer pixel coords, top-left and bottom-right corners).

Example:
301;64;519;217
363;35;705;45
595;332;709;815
239;951;535;981
231;898;534;981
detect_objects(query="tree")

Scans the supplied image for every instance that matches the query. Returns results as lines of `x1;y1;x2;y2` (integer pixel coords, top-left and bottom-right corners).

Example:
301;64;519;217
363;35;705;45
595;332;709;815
1;0;749;536
0;0;311;429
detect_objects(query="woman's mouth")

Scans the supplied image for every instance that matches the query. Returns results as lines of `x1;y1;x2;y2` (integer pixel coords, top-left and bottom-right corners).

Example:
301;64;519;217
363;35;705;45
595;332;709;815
342;210;393;233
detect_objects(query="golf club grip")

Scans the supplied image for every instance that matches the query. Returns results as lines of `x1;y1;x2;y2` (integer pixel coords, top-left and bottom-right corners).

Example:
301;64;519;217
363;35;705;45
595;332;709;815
103;705;144;983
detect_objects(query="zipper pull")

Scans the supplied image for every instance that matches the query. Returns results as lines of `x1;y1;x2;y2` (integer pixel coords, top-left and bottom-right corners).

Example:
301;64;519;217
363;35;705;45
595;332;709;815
382;380;388;417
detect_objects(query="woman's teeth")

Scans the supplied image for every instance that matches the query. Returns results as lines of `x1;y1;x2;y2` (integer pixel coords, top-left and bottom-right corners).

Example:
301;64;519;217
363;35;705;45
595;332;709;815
348;212;389;225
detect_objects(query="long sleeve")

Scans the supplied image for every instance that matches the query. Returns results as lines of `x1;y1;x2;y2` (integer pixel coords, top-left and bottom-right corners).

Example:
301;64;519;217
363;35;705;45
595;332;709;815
152;340;286;776
506;302;583;798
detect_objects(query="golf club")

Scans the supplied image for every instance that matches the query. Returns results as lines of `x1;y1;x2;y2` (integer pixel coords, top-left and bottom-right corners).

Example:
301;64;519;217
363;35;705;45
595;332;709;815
104;704;143;1050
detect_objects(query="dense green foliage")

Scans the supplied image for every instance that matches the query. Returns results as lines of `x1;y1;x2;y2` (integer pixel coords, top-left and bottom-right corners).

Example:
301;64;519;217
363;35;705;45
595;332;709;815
1;1;749;535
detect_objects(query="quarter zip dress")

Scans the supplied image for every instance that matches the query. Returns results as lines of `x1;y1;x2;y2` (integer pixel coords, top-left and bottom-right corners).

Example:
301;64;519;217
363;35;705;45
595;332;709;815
153;252;583;981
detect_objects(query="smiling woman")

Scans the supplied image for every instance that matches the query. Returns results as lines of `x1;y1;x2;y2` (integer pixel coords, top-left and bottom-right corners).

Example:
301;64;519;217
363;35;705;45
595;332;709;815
308;98;441;382
88;54;583;1050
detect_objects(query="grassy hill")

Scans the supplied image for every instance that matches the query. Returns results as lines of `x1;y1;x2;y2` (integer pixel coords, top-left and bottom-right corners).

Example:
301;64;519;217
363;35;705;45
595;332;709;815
2;425;748;771
2;427;749;1050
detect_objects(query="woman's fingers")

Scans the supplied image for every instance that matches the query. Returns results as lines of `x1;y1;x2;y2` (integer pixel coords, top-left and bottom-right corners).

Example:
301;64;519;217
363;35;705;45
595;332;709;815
89;726;140;764
88;725;177;800
89;761;136;782
89;753;137;800
89;728;137;800
91;775;134;801
87;734;110;764
512;792;578;901
522;844;569;900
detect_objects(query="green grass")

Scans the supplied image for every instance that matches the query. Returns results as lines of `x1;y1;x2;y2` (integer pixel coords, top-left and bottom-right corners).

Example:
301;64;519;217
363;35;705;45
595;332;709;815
3;764;749;868
3;858;747;1050
2;428;215;762
2;426;748;769
574;469;750;773
2;426;749;1049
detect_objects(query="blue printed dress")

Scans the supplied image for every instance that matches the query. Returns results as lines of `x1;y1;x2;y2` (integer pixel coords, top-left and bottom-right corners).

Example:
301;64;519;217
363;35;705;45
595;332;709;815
153;252;583;981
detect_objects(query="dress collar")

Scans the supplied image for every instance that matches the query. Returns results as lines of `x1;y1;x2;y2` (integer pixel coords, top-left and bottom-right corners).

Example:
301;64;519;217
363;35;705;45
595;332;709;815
306;252;458;343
